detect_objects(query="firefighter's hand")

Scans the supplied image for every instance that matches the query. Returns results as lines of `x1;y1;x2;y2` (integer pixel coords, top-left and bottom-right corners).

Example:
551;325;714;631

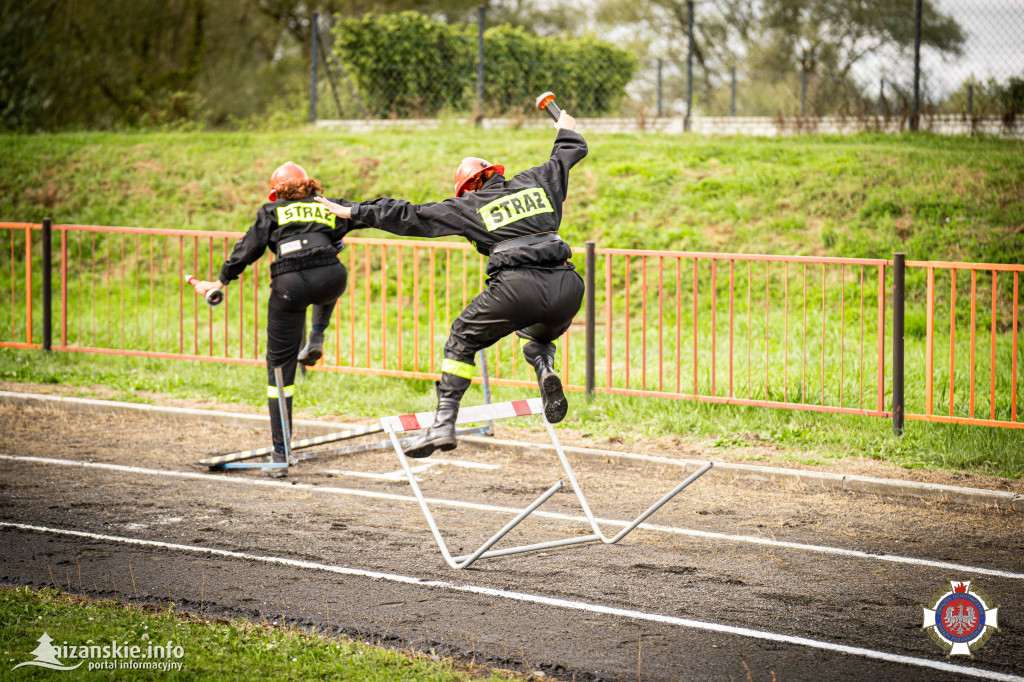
193;280;224;297
314;196;352;219
555;110;576;131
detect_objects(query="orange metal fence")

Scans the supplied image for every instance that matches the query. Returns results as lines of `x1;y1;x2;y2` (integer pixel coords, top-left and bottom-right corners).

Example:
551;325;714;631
586;248;892;419
906;260;1022;429
2;221;1021;430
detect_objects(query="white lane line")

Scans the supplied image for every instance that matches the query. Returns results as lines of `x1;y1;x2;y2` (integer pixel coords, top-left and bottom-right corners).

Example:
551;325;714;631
328;457;502;481
430;458;501;470
3;453;1022;581
2;521;1020;682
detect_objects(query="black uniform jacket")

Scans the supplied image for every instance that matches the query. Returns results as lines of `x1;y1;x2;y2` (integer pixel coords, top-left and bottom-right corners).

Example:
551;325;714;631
219;197;361;285
349;129;588;276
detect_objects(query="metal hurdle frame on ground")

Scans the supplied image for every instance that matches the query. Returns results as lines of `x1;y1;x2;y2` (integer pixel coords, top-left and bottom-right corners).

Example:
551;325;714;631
200;351;497;470
382;398;713;569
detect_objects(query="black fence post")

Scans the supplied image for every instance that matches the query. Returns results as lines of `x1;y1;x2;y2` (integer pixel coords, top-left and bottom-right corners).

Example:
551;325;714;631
730;66;736;116
893;253;905;436
42;218;52;352
656;59;663;118
585;241;596;400
310;11;319;124
911;0;922;131
476;5;485;126
800;70;807;117
684;0;693;132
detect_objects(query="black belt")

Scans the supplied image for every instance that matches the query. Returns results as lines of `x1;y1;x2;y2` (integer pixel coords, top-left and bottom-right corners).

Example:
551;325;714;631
276;231;334;258
490;232;561;255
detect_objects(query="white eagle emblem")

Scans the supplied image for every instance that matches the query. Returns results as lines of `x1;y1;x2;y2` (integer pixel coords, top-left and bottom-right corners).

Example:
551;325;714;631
923;581;999;656
942;602;978;637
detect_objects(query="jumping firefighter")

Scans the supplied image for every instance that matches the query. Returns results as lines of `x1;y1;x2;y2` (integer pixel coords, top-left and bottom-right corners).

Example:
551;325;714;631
317;109;587;458
191;162;359;473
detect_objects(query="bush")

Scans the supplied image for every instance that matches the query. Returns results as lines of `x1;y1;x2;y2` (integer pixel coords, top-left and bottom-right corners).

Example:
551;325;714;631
331;12;636;118
332;12;475;118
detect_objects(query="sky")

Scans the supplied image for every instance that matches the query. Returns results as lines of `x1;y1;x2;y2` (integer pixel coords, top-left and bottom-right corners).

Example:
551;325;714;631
926;0;1024;88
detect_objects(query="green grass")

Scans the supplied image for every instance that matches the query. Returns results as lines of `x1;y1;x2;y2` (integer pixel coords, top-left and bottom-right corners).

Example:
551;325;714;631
2;347;1022;479
1;127;1022;479
0;587;520;680
1;127;1022;263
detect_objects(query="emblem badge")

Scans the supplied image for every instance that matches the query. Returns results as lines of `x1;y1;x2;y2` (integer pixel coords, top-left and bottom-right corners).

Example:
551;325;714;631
922;581;999;656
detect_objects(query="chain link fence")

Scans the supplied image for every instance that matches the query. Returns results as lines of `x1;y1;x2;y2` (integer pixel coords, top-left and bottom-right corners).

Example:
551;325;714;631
922;0;1024;119
311;2;1024;133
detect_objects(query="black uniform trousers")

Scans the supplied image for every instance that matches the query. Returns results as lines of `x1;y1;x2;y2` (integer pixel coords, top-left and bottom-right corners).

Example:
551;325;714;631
444;267;585;370
266;262;347;446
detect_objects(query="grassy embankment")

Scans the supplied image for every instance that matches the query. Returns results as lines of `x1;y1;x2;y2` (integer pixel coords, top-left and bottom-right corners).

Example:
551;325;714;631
1;127;1022;477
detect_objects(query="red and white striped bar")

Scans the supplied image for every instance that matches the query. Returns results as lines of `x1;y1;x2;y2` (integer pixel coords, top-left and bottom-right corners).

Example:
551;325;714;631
381;397;543;433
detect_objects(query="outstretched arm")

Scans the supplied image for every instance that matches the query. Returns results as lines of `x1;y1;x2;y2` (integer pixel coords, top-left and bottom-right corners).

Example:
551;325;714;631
316;196;465;239
316;196;354;220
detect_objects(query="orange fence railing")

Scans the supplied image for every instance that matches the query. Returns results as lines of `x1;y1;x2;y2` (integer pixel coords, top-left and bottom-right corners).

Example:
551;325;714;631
2;221;1021;430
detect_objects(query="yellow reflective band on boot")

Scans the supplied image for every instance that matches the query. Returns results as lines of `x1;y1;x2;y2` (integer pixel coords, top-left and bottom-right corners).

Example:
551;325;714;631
440;358;475;380
267;384;294;398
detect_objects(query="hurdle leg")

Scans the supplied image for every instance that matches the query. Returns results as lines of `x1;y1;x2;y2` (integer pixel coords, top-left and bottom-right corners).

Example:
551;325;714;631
478;350;495;436
542;417;713;544
273;366;293;469
384;422;564;570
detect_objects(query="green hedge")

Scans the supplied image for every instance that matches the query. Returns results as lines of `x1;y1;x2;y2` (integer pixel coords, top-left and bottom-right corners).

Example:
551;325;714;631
331;12;636;118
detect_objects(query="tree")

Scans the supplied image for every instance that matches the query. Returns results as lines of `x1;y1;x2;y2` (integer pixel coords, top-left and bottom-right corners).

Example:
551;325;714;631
0;0;483;130
759;0;963;77
593;0;965;116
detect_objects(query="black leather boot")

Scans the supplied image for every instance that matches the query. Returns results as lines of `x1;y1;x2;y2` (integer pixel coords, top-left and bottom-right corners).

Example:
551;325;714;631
405;372;471;458
524;341;567;424
268;445;289;477
297;330;325;366
535;354;567;423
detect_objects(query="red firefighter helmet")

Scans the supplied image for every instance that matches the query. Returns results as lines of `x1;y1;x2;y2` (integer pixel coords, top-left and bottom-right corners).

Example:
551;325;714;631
453;157;504;197
268;162;308;201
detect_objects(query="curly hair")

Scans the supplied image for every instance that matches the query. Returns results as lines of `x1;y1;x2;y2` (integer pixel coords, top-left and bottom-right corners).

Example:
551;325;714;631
274;177;323;200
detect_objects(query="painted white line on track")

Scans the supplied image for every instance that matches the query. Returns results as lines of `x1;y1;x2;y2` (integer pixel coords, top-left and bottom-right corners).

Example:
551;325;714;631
327;457;502;481
2;521;1020;682
3;453;1023;581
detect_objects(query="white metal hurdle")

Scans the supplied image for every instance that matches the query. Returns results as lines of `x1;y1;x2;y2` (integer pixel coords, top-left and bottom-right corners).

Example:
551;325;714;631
382;399;713;569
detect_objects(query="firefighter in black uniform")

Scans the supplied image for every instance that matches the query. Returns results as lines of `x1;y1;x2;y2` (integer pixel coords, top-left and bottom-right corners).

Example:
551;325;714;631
316;110;586;458
191;162;361;472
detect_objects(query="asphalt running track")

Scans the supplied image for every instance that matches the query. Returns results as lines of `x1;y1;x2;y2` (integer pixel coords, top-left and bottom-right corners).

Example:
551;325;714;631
1;401;1022;681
